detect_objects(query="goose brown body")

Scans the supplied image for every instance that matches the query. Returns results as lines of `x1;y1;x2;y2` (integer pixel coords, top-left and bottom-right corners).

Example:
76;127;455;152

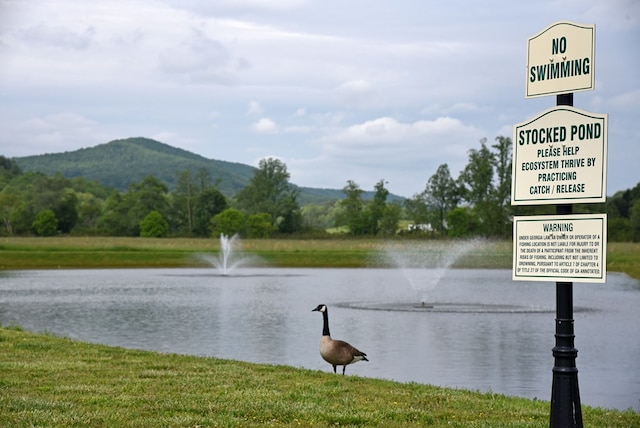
312;304;368;374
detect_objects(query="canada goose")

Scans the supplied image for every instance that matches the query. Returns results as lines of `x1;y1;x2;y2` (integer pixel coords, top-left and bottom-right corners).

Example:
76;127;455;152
312;304;368;374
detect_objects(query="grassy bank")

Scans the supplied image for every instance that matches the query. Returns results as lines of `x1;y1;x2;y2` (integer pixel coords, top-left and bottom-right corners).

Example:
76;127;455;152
1;327;638;427
1;237;638;280
0;236;513;270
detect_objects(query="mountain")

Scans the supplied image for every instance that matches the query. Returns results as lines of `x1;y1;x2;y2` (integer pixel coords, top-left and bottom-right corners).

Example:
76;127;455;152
12;137;376;205
14;137;254;196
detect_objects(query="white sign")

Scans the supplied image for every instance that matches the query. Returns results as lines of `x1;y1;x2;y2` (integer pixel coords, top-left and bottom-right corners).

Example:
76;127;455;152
526;21;595;98
511;106;607;205
512;214;607;283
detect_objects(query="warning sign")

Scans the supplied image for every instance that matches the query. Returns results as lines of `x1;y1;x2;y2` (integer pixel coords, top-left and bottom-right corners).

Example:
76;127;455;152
512;213;607;283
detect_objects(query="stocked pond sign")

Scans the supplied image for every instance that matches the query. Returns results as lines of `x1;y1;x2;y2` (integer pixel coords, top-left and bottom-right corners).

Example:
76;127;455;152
511;105;607;205
513;213;607;283
526;21;595;98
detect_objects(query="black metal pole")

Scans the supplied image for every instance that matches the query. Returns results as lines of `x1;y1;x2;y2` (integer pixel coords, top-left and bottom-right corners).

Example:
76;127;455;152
550;93;583;428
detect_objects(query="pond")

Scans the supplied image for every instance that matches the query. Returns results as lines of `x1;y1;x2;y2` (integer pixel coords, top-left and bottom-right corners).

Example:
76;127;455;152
1;267;639;411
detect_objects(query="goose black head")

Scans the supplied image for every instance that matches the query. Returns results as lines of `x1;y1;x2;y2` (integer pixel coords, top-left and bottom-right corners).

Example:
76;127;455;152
312;304;327;313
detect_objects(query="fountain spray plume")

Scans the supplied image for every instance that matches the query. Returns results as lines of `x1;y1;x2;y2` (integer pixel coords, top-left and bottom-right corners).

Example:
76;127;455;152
218;233;240;275
380;238;483;304
197;233;244;275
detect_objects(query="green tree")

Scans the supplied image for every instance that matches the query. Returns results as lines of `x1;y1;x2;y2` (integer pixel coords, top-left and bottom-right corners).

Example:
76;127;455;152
171;169;228;237
404;192;430;228
301;203;335;230
338;180;366;235
193;187;228;236
235;158;301;234
97;193;130;235
211;208;246;237
54;191;79;234
99;176;169;236
127;176;169;221
366;179;389;235
459;139;494;209
0;193;24;236
489;136;513;237
173;169;198;234
246;213;275;238
379;201;402;235
446;206;478;238
608;217;631;242
76;193;103;232
456;137;513;237
422;163;459;233
32;209;58;236
0;155;22;176
630;199;640;242
139;210;169;237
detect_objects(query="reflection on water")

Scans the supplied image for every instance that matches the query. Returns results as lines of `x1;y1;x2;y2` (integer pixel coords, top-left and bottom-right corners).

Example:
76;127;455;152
1;268;639;411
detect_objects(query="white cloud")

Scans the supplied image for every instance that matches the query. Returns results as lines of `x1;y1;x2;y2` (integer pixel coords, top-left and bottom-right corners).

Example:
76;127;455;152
283;125;312;134
157;28;245;84
319;116;479;155
247;100;264;115
19;23;95;50
250;117;278;134
286;116;485;195
608;89;640;109
0;112;109;156
335;79;376;108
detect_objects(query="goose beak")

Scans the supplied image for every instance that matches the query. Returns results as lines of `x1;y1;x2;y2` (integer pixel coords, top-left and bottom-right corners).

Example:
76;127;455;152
312;307;318;312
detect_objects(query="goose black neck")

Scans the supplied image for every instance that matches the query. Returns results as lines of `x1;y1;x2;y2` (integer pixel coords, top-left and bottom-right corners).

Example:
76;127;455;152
321;309;331;336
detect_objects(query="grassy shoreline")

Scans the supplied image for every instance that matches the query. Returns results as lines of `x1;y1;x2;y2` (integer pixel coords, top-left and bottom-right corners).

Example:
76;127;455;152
1;327;638;427
1;236;638;279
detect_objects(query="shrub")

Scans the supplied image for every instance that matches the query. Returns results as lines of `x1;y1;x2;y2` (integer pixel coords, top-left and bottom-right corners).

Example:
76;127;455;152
139;210;169;238
32;209;58;236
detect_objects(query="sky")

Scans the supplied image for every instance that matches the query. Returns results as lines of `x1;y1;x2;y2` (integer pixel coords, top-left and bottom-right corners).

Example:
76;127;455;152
0;0;638;198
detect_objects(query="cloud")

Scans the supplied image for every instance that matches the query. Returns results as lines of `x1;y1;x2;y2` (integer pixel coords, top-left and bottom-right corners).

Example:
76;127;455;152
335;79;376;108
20;23;95;50
250;117;278;134
169;0;309;14
286;116;485;195
283;125;312;134
247;100;264;115
608;89;640;109
157;28;247;84
318;116;480;160
1;112;109;156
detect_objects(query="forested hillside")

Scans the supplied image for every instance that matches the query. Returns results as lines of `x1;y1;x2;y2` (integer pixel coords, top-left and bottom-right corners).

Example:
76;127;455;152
2;136;639;241
12;137;362;205
14;137;255;195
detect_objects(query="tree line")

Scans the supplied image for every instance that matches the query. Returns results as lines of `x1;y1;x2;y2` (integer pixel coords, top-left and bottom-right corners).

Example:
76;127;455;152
1;137;639;241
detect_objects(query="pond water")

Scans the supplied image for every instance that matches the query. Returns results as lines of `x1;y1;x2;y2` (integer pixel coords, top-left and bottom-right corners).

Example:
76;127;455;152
0;267;639;411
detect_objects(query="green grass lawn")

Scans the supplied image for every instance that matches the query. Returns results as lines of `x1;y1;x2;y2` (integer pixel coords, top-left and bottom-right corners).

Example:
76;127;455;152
1;327;638;427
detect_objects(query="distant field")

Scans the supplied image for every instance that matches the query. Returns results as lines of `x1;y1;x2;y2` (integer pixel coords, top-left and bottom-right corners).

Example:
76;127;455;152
0;237;638;280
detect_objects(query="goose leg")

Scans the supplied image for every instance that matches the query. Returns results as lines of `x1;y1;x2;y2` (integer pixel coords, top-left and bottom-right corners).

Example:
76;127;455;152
332;365;337;374
342;366;346;375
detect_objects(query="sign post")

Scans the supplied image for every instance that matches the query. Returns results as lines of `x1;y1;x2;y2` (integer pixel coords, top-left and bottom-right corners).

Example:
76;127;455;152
513;21;605;428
